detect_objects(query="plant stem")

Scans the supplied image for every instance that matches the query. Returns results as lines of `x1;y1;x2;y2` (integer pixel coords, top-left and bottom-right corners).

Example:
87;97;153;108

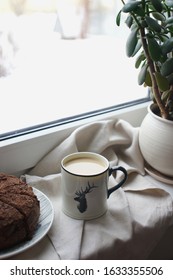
139;27;169;119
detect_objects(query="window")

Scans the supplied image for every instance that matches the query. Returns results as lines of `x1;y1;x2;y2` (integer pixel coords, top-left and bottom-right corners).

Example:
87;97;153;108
0;0;149;139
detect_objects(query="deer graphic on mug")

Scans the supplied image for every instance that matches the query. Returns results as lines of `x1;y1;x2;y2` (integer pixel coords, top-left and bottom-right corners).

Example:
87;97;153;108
74;182;98;213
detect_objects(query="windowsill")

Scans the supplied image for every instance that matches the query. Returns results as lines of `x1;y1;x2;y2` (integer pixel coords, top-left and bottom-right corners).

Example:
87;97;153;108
0;101;149;175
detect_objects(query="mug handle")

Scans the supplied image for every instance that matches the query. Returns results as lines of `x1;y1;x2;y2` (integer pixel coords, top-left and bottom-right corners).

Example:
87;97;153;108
107;166;127;198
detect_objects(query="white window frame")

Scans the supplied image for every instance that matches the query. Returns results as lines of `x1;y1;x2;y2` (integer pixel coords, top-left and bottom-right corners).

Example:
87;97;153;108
0;101;150;176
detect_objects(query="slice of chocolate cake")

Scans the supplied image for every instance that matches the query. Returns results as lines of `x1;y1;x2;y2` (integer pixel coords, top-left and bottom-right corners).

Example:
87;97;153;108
0;173;40;250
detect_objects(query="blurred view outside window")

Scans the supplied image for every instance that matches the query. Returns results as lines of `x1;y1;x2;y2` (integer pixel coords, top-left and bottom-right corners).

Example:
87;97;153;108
0;0;147;136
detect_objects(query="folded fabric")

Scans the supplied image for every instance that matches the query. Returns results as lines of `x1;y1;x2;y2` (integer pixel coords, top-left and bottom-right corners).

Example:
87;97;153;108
29;119;145;176
23;119;173;259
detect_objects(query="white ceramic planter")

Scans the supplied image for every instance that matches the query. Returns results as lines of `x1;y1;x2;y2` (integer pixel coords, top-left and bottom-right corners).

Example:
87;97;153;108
139;104;173;177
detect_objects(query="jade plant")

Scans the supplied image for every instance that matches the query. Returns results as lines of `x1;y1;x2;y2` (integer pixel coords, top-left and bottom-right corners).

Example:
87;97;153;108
116;0;173;120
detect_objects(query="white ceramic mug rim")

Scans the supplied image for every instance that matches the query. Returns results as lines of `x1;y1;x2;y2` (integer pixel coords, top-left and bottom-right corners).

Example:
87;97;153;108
61;152;109;177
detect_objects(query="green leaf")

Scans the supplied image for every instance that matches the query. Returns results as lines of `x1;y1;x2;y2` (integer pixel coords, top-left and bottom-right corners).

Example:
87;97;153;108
134;6;145;17
147;37;162;61
131;39;142;56
116;10;122;26
146;16;162;32
151;0;163;13
126;28;138;57
165;16;173;26
167;26;173;33
161;57;173;76
161;90;173;101
131;22;138;30
145;70;152;87
122;1;141;13
138;64;148;85
155;72;170;91
152;12;165;22
135;53;146;68
167;73;173;85
161;37;173;55
125;15;133;28
141;20;148;28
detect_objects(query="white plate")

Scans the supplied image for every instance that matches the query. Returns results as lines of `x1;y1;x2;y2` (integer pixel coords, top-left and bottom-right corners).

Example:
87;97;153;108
0;188;54;259
145;163;173;185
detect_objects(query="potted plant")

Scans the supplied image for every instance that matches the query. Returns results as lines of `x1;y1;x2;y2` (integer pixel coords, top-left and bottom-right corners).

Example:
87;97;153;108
116;0;173;177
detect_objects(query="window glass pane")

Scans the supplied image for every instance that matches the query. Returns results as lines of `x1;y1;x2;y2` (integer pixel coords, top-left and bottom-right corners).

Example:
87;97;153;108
0;0;148;136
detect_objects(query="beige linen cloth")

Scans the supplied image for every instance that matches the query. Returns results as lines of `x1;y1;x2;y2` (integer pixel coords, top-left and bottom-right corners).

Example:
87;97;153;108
24;119;173;259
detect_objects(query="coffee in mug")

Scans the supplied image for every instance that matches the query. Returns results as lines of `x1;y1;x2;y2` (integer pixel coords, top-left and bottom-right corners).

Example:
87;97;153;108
61;152;127;220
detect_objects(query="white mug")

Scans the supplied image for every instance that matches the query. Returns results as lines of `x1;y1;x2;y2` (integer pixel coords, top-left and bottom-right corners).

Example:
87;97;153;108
61;152;127;220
